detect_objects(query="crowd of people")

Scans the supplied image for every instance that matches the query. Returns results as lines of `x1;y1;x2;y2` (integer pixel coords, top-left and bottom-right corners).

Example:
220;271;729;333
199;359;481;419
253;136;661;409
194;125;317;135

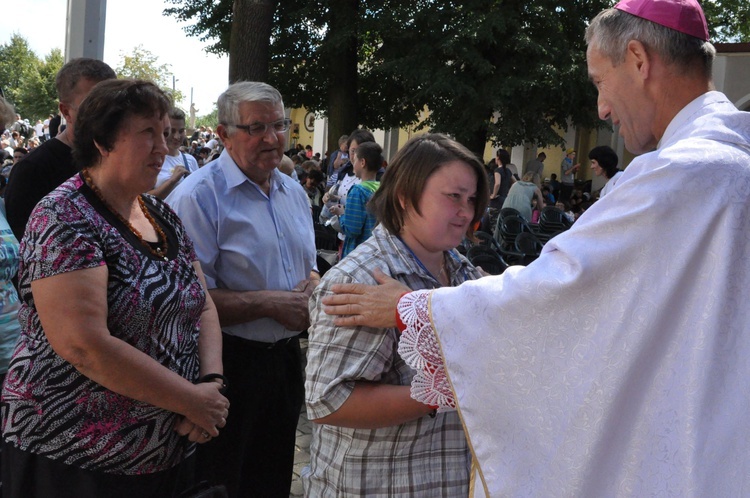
0;0;748;496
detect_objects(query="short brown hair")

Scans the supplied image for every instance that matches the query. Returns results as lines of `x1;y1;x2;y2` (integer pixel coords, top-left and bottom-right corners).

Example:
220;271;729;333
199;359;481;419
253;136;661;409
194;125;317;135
371;133;489;238
353;141;383;173
55;58;116;104
74;79;171;169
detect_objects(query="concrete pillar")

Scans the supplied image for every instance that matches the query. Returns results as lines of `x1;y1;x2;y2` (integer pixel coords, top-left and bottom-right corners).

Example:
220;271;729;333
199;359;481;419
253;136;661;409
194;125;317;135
65;0;107;62
313;116;327;156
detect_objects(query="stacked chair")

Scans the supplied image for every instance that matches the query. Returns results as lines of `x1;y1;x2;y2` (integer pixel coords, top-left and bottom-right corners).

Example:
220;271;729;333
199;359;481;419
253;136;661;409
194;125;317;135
491;206;569;265
535;206;573;244
463;230;508;275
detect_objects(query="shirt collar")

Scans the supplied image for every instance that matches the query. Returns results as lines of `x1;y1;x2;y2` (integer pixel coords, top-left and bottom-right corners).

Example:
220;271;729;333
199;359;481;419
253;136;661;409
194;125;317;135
374;225;472;285
220;148;291;194
659;91;730;149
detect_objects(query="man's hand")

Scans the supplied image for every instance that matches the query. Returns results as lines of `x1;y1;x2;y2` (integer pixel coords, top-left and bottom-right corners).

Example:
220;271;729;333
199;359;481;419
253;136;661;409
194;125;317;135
322;268;410;329
272;277;318;331
293;277;318;298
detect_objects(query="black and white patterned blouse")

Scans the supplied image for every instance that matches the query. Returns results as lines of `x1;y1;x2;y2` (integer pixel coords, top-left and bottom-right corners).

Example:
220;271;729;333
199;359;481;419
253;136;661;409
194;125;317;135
1;172;205;475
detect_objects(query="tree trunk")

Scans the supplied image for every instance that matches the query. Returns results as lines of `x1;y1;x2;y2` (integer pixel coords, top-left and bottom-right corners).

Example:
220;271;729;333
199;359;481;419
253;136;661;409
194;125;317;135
463;125;491;163
229;0;277;83
325;0;359;154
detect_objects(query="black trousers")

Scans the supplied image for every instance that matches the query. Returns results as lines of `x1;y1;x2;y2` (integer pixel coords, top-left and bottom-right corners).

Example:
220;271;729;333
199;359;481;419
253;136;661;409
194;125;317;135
196;333;304;498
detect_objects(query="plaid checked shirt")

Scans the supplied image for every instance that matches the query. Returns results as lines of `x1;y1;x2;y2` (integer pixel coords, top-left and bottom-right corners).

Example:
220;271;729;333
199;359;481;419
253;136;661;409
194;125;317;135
303;225;481;497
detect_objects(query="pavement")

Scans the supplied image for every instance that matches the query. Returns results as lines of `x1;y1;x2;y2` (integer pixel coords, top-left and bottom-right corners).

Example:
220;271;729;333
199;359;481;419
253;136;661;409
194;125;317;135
290;337;312;497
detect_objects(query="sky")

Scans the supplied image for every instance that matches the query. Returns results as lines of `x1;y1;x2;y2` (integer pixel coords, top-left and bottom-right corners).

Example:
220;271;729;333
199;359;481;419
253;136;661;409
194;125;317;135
0;0;230;115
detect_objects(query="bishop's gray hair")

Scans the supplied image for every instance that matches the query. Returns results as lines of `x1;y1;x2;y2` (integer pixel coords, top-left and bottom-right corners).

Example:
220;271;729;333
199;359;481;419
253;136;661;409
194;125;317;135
586;8;715;78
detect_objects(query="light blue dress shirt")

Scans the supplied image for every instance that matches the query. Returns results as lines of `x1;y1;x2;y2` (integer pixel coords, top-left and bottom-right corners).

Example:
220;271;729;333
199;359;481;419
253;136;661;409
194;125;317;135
167;149;316;342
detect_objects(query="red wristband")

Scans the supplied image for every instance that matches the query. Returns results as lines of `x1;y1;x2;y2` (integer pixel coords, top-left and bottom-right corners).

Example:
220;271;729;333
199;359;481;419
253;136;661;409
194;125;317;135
395;291;410;332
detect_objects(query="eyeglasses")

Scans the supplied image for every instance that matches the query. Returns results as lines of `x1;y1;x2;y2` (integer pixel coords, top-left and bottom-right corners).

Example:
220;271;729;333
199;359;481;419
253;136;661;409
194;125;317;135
231;118;292;137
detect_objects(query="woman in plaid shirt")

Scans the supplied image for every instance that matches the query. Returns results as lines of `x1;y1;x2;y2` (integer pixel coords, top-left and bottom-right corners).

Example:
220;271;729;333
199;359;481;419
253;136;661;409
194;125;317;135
303;134;489;496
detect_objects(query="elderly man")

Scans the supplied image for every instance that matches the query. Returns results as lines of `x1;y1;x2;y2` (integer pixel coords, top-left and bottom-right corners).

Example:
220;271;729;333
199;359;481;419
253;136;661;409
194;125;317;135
167;81;317;498
4;58;116;240
322;0;750;495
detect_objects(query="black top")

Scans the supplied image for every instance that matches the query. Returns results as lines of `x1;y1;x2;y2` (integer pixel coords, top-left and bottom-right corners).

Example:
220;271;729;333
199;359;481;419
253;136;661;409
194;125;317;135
494;166;514;198
5;138;75;240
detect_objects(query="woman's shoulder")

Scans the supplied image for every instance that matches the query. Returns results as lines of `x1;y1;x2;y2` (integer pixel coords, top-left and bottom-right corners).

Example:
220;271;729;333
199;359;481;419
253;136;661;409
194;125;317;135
321;247;389;288
31;175;93;225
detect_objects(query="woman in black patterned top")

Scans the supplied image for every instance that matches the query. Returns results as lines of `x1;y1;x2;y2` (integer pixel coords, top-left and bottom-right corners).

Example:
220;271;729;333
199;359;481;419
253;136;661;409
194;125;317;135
0;80;229;497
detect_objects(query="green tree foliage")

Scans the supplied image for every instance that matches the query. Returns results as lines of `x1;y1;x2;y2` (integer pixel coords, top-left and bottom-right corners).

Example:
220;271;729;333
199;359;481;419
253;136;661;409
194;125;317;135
367;0;608;153
702;0;750;42
194;108;218;130
0;35;37;107
163;0;749;156
0;36;62;122
116;45;185;106
20;49;64;122
164;0;233;55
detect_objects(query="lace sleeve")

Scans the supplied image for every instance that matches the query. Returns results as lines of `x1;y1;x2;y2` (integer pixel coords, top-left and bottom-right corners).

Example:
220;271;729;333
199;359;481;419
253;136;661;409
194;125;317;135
397;290;456;411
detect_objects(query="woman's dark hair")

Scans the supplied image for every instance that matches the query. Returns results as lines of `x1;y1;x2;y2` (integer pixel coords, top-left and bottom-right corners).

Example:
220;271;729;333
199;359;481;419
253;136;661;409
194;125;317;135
306;169;325;183
74;79;172;169
588;145;620;179
353;141;383;173
371;133;489;239
496;149;511;168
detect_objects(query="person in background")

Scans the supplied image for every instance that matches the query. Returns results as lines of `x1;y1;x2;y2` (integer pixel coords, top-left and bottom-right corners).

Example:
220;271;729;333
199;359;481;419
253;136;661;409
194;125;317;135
328;141;383;258
541;185;555;205
0;96;21;386
302;169;326;207
277;154;296;179
11;148;26;165
589;145;623;198
4;58;116;241
48;114;61;139
548;172;561;200
559;148;580;202
33;121;44;144
524;151;546;187
42;115;51;142
1;79;228;497
489;149;515;211
197;146;211;166
149;107;200;200
304;133;488;496
502;171;545;223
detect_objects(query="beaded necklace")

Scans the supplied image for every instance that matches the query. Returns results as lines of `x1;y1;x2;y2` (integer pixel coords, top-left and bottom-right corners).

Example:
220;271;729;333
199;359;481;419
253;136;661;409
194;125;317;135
82;169;169;261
